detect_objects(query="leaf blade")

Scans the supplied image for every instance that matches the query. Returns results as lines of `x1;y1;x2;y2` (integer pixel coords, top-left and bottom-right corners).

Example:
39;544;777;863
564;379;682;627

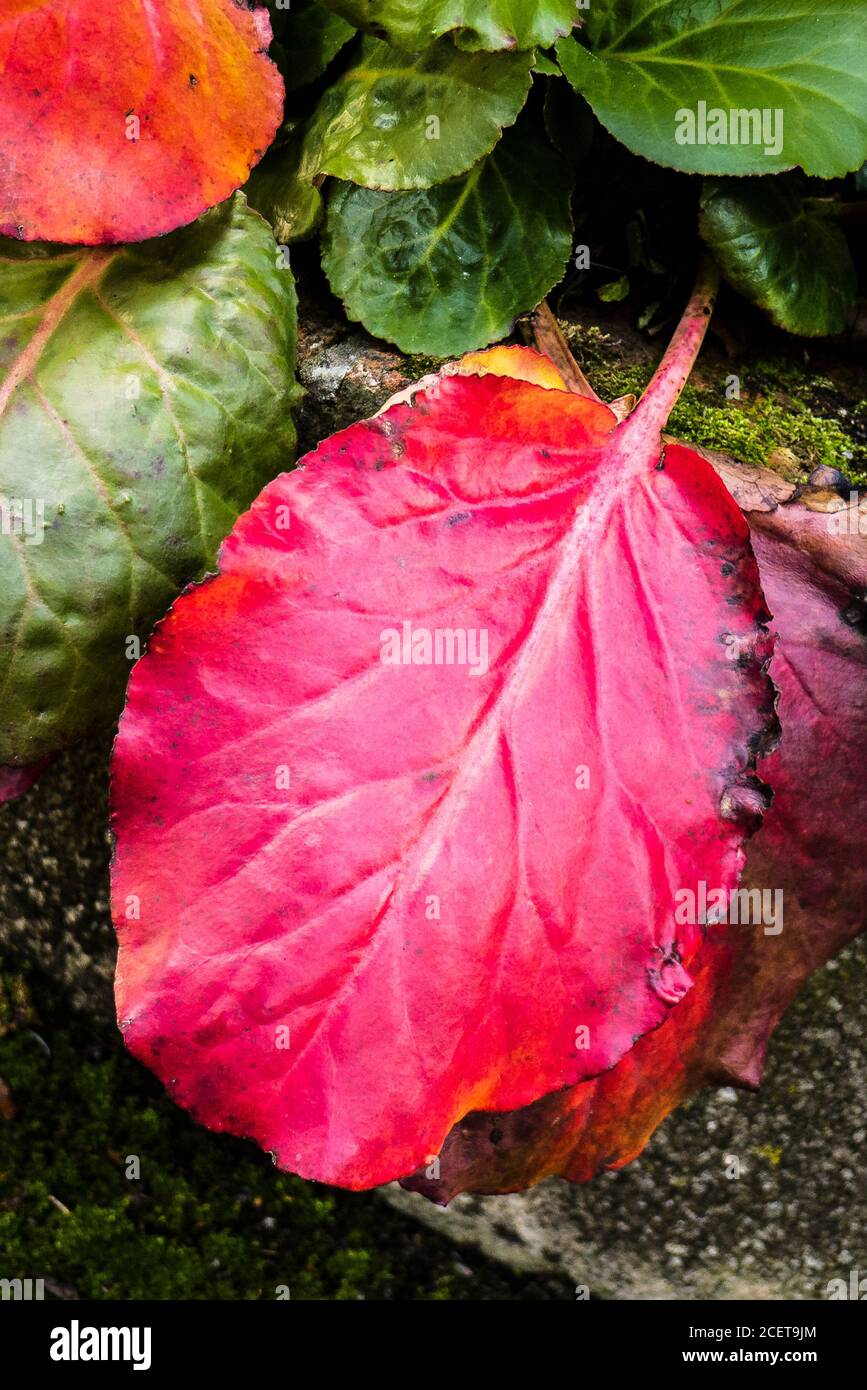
0;197;300;765
558;1;867;178
321;123;574;354
111;354;777;1189
311;37;534;190
318;1;579;51
402;440;867;1203
700;177;857;337
0;0;284;244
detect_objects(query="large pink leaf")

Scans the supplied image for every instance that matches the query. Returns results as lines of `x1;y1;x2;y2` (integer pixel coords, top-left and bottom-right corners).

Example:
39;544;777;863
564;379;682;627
400;450;867;1203
110;353;776;1188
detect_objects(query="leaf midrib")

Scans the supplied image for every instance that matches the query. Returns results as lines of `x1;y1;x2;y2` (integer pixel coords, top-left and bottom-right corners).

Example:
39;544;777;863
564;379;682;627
0;250;117;420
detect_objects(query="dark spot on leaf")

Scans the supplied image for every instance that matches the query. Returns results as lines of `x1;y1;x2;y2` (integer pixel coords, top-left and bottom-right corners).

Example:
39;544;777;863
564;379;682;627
841;598;867;636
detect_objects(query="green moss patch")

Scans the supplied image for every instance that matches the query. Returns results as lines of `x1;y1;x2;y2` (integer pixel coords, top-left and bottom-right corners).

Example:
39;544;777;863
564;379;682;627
563;325;867;485
0;979;570;1301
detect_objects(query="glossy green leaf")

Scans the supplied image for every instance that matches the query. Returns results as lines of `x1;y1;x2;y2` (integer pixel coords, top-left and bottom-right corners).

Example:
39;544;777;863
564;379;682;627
700;177;857;337
245;121;325;244
533;53;562;78
268;0;356;92
319;1;578;51
310;36;533;189
598;275;630;303
0;195;300;766
543;77;596;166
322;122;573;354
558;2;867;177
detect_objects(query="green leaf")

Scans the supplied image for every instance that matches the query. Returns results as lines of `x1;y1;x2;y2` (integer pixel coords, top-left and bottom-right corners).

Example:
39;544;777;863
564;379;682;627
543;77;596;166
318;1;578;51
700;177;857;337
597;275;630;302
558;1;867;178
245;121;325;244
0;195;301;765
310;36;533;189
268;1;356;92
533;53;562;78
321;122;574;354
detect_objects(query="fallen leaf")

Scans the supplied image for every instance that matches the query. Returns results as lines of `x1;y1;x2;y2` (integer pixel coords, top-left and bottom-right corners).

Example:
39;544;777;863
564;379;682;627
0;757;52;806
111;346;776;1188
401;363;867;1203
0;0;283;244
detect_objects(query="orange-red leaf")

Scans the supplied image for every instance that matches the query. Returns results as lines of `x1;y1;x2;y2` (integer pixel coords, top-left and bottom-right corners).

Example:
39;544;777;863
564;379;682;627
0;0;283;244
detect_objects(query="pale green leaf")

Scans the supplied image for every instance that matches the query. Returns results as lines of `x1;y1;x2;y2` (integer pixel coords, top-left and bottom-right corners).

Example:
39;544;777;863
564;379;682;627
310;36;534;189
597;275;630;302
0;196;300;764
319;1;579;51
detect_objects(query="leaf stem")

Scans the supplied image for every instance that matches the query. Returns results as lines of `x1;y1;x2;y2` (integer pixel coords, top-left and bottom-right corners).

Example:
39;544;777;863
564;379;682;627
521;301;603;402
623;254;721;443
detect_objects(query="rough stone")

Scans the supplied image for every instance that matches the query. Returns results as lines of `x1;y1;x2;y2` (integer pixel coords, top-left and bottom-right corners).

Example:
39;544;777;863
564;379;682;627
385;935;867;1300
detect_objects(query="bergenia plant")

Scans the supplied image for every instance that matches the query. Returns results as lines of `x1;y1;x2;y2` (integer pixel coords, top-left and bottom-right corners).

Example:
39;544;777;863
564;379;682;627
0;1;865;1199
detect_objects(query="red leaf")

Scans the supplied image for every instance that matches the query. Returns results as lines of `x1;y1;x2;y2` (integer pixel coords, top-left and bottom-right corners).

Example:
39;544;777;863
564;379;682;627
400;438;867;1204
110;350;777;1188
0;1;282;245
0;756;52;805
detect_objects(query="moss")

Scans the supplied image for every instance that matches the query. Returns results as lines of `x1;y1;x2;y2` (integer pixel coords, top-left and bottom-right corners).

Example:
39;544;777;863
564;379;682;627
0;992;571;1301
562;324;867;485
754;1144;784;1168
405;353;448;379
0;973;33;1035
